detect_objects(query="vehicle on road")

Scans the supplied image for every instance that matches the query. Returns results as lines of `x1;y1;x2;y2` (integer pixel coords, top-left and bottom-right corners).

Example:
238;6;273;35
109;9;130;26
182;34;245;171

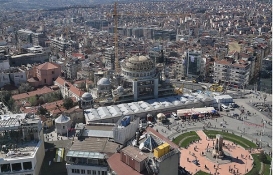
171;112;179;120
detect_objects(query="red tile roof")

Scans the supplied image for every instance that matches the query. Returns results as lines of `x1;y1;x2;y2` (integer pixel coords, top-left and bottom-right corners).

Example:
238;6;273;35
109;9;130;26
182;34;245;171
72;53;85;60
107;153;145;175
69;85;85;97
12;87;54;101
55;77;84;97
37;62;60;70
55;77;66;86
215;59;232;65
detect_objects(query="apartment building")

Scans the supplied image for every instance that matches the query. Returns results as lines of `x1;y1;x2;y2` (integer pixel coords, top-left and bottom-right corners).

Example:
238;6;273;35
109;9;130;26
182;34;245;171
54;77;84;101
0;72;10;87
17;29;33;46
0;55;10;71
32;33;47;47
0;113;45;175
50;37;75;52
213;59;250;87
104;47;115;70
10;52;49;67
65;59;81;80
8;67;27;87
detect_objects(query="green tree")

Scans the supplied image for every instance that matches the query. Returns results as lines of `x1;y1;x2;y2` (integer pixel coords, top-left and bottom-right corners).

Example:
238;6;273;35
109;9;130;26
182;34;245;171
79;82;86;91
18;83;34;93
29;96;37;106
0;91;14;110
63;97;74;110
37;106;48;115
259;151;267;163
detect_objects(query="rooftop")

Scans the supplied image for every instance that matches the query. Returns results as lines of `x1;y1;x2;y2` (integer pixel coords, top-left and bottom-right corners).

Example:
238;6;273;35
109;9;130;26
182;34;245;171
0;113;41;159
37;62;60;70
12;86;55;101
107;153;146;175
70;137;120;154
0;113;40;129
85;95;209;122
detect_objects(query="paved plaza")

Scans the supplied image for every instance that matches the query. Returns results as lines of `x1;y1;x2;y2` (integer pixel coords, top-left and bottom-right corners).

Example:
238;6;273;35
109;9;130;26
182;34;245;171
180;130;258;175
154;90;272;153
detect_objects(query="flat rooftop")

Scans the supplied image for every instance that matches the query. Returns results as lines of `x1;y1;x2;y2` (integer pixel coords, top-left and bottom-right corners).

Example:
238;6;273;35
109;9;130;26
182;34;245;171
70;137;120;154
0;141;40;159
0;113;40;130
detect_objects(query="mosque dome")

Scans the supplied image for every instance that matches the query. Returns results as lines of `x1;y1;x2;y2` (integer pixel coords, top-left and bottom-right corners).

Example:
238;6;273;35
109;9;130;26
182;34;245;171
122;55;155;72
97;78;110;86
82;92;93;101
121;55;156;79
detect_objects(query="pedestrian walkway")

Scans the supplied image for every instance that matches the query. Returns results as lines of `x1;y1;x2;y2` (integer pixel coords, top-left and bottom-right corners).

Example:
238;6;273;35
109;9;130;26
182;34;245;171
180;130;256;175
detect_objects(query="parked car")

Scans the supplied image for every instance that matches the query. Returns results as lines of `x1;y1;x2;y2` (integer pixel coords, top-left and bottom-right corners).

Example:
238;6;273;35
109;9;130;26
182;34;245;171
171;112;179;120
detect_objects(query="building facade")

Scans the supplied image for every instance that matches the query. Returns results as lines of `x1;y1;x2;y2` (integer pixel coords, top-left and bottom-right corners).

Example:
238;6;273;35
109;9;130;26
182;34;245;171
0;113;45;175
27;62;61;87
213;59;250;86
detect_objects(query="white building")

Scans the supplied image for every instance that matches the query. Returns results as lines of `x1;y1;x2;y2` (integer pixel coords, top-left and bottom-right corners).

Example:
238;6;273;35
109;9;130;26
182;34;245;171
0;113;45;175
54;77;85;101
84;94;215;123
8;68;27;87
213;59;250;86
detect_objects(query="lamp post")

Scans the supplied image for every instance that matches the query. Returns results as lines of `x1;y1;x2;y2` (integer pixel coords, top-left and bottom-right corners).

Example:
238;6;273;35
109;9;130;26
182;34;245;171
245;156;248;173
269;158;272;175
259;120;266;148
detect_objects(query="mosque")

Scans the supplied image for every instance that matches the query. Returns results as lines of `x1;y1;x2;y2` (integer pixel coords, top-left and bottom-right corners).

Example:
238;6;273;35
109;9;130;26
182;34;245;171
80;55;176;108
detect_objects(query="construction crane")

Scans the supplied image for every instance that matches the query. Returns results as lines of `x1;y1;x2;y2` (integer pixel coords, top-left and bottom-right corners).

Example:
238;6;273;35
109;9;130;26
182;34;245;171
108;2;191;75
113;2;120;74
174;84;184;95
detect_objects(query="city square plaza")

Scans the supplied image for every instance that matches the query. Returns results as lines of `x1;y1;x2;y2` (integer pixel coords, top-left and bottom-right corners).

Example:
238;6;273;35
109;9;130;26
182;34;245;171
180;130;259;175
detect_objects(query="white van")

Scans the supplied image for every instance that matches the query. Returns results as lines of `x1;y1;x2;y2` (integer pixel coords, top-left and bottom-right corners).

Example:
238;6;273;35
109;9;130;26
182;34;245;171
221;104;229;111
171;112;179;120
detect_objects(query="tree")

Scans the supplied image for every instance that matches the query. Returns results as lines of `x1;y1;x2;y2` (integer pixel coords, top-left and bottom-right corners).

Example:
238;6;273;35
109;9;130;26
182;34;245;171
29;96;37;106
18;83;34;93
37;106;48;115
79;82;86;91
63;97;74;110
259;151;267;163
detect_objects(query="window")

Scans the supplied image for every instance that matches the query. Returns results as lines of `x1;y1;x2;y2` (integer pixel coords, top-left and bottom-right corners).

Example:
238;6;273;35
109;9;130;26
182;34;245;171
44;79;46;83
92;170;96;175
101;172;107;175
72;169;80;174
87;170;92;175
23;161;32;170
98;171;100;175
52;71;55;74
81;169;85;174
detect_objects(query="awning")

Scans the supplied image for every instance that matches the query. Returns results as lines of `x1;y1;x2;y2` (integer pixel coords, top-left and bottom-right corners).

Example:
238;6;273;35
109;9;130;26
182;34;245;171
157;113;166;119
